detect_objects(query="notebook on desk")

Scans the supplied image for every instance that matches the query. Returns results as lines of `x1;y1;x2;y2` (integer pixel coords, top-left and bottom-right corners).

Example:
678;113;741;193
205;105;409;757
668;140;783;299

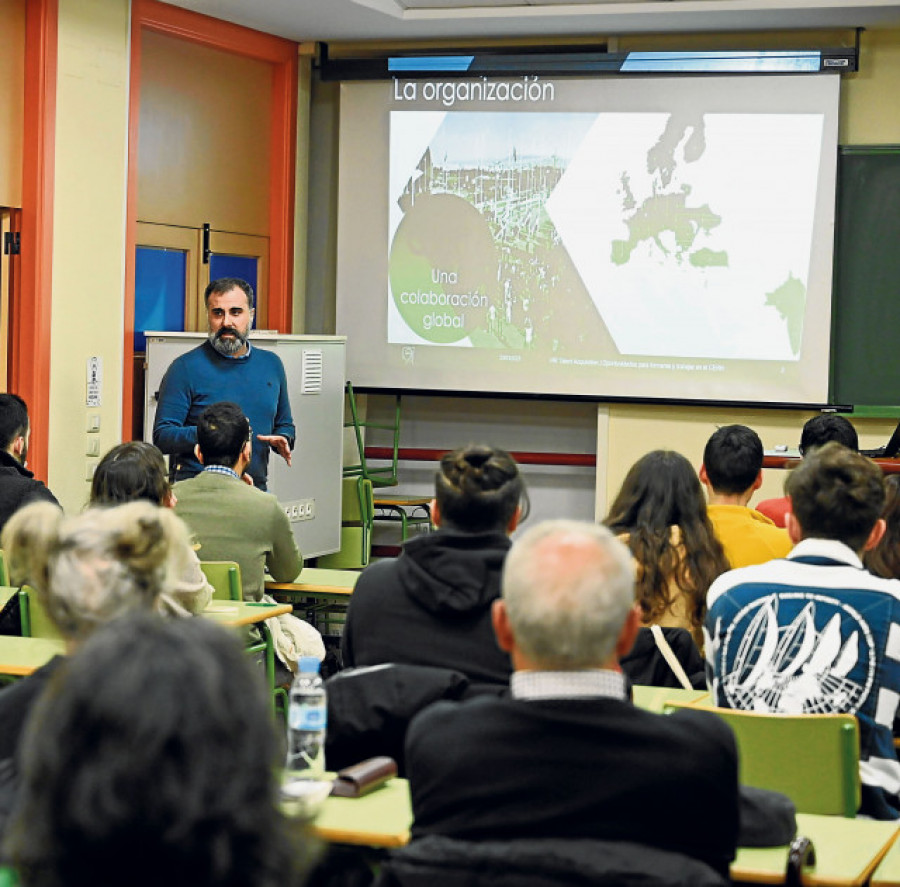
861;418;900;458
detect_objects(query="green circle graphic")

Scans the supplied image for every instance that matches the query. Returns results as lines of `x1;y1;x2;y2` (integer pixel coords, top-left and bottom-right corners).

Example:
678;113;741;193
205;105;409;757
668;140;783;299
389;192;498;344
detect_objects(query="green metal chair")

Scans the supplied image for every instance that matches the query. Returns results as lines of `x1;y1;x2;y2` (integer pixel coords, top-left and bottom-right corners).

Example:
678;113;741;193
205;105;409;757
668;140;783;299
318;476;374;570
672;703;861;817
342;382;400;488
199;560;242;601
18;586;63;641
200;560;286;716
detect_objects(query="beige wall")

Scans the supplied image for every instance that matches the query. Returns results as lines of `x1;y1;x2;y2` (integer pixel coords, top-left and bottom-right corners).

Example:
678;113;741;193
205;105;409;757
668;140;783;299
0;0;24;208
47;0;130;513
600;405;899;517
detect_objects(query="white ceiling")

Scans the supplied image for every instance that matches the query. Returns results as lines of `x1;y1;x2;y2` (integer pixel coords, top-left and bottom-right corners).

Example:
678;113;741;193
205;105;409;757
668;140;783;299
160;0;900;43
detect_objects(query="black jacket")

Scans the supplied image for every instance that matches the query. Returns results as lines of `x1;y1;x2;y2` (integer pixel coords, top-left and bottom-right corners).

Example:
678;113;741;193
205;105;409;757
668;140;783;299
0;451;60;537
341;530;512;689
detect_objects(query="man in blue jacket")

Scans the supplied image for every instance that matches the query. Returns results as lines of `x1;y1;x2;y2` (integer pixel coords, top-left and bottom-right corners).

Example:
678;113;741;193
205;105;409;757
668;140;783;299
152;278;294;491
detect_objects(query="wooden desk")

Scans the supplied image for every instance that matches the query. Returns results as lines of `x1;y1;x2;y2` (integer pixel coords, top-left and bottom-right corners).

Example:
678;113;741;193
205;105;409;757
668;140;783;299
311;777;412;848
202;600;292;628
0;636;66;677
764;454;900;476
732;814;898;886
631;685;709;713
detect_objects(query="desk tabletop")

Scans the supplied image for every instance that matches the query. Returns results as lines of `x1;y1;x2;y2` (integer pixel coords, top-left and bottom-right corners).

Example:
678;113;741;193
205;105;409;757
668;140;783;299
631;685;709;713
201;600;292;627
871;826;900;886
311;777;412;848
732;814;898;886
0;635;67;677
305;777;897;883
267;567;360;597
373;494;432;507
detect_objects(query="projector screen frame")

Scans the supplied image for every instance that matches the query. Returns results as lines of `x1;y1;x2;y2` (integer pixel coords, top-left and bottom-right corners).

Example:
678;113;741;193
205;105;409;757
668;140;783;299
336;71;843;408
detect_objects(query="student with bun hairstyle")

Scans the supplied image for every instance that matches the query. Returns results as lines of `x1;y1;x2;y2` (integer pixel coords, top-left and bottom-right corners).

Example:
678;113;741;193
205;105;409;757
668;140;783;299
341;444;528;690
0;501;201;830
89;441;213;616
605;450;730;651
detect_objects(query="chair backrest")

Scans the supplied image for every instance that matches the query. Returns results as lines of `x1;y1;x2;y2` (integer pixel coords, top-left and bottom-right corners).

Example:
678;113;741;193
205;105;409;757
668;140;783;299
18;585;64;640
673;703;860;817
199;561;242;601
343;382;401;487
0;548;8;586
318;477;374;570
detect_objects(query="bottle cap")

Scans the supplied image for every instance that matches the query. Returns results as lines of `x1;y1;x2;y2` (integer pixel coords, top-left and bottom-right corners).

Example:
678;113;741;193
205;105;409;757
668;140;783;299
298;656;321;674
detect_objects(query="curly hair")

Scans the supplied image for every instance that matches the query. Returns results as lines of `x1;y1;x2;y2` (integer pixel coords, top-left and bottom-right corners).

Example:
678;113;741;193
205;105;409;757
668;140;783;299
435;444;528;534
4;613;315;887
604;450;730;634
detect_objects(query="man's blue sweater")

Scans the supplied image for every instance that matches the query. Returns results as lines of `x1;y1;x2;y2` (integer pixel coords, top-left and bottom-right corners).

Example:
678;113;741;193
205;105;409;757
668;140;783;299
152;340;294;489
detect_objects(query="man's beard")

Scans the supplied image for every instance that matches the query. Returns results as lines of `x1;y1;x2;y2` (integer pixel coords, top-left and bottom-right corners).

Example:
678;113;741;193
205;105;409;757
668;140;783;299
209;326;249;357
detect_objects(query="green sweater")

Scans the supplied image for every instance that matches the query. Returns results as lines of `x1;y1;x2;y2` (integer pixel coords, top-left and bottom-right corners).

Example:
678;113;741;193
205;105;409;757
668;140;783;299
173;471;302;601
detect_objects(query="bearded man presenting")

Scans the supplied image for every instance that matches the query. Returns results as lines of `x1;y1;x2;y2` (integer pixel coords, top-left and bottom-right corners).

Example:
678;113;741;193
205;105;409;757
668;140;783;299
153;278;294;492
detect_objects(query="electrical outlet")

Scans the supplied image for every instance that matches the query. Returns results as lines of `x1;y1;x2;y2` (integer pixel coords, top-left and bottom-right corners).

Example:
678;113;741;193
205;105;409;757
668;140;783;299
281;498;316;523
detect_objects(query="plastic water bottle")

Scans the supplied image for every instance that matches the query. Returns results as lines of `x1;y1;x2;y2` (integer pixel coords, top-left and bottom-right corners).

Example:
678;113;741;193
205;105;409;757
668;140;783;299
286;656;327;780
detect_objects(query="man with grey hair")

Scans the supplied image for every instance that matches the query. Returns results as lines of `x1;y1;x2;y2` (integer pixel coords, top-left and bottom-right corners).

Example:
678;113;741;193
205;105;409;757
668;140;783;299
404;520;740;877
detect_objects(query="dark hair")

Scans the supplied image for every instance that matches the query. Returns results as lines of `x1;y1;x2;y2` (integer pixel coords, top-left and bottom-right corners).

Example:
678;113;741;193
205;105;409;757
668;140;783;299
196;402;250;468
605;450;730;633
91;442;171;506
865;475;900;579
799;414;858;456
435;444;527;534
4;614;316;887
703;424;764;495
204;277;255;310
786;441;885;551
0;392;29;451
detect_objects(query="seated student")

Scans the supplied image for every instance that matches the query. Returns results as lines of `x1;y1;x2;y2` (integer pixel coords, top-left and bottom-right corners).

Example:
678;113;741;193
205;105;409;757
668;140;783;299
700;425;792;568
341;444;527;689
865;475;900;580
173;401;302;602
0;501;201;827
605;450;730;651
0;393;59;537
90;441;213;616
405;520;740;878
707;442;900;820
173;401;323;669
756;414;859;528
3;614;315;887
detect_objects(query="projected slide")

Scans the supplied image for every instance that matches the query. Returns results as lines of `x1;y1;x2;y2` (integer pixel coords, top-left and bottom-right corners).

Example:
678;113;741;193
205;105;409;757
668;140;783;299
338;75;840;404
